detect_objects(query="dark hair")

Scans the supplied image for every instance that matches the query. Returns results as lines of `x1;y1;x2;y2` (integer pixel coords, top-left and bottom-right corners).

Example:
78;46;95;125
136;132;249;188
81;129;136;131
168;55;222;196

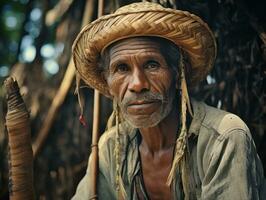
99;36;180;78
151;37;180;73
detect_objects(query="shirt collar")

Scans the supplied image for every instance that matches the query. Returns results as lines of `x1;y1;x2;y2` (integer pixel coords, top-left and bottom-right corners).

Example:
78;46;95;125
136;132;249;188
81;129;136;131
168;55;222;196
188;99;206;136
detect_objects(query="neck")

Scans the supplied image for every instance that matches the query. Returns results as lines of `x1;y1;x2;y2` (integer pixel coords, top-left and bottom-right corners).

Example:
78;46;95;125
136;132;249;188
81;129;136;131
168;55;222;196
139;103;179;154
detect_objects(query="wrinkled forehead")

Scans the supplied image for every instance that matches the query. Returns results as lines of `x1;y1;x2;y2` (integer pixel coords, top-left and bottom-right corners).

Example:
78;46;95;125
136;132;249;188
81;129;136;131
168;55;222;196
109;37;162;60
104;37;163;60
106;36;174;53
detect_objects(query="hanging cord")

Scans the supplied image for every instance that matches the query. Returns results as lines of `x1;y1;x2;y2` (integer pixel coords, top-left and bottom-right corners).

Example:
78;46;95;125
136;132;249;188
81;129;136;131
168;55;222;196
105;110;115;131
114;103;127;200
166;53;193;200
75;73;88;127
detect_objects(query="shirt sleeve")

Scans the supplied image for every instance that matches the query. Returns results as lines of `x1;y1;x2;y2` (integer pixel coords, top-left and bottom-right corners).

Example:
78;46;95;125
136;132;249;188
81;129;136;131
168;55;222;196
71;132;117;200
71;154;115;200
201;129;266;200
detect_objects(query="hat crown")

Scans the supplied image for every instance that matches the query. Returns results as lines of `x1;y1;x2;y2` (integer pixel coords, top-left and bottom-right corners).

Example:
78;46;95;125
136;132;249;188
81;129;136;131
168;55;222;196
72;2;217;97
115;2;164;14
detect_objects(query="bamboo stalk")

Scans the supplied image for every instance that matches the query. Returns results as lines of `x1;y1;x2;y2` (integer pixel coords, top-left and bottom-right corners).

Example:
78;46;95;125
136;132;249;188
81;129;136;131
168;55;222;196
32;0;95;157
90;0;104;199
4;77;34;200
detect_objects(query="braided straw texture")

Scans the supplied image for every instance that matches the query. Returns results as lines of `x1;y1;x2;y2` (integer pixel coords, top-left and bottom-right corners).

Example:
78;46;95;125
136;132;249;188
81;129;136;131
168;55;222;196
72;2;217;97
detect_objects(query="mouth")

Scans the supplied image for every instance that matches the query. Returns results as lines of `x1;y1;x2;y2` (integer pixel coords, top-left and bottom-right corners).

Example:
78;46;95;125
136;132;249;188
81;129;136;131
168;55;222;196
126;100;161;115
128;100;160;106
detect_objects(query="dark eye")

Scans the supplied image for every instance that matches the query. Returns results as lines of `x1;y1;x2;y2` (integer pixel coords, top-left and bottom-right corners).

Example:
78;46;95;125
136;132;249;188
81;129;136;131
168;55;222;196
116;64;129;73
144;60;160;70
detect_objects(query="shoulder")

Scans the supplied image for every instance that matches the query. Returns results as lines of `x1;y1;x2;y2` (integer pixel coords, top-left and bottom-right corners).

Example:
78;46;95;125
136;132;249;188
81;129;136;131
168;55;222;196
201;102;250;138
195;102;253;166
98;126;117;149
97;123;135;178
98;122;135;149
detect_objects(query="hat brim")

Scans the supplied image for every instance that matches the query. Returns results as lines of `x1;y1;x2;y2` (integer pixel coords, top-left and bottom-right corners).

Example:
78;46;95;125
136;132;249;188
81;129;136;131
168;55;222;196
72;3;217;98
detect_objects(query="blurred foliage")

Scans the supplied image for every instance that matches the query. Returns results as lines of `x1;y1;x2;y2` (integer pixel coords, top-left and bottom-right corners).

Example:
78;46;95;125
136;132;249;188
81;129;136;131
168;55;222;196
0;0;265;199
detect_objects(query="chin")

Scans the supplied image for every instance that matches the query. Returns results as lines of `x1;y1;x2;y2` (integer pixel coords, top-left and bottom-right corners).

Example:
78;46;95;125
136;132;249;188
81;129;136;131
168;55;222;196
122;107;170;128
125;117;160;128
119;92;175;128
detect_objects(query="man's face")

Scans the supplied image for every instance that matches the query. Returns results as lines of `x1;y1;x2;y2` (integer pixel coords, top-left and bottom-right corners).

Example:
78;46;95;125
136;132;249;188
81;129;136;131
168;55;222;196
105;37;177;128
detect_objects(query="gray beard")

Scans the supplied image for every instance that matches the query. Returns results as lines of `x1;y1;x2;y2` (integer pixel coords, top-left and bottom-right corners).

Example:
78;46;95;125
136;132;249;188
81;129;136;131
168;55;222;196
117;90;175;128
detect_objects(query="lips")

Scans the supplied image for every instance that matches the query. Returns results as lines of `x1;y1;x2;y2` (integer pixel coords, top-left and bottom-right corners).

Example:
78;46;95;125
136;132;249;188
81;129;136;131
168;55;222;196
128;100;159;105
126;100;161;115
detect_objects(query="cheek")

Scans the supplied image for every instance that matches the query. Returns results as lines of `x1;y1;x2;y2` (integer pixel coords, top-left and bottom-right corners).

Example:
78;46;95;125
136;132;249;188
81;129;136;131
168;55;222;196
148;69;174;94
107;74;128;100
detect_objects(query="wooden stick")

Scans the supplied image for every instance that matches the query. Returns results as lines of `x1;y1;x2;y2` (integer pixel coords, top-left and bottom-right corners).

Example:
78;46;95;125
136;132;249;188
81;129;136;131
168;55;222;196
91;90;100;198
90;0;104;199
32;0;95;158
4;77;34;200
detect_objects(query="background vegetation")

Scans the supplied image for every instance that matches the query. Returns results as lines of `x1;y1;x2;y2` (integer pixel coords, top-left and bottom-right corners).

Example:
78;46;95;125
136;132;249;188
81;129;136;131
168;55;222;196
0;0;265;199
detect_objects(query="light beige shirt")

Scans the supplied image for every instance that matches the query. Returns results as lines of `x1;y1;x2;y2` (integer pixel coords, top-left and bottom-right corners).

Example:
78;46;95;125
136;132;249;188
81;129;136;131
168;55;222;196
72;100;266;199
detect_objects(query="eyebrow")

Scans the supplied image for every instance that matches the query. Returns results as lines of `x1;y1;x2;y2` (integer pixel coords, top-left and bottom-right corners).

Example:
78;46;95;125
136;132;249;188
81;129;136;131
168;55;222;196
109;51;165;70
109;58;128;69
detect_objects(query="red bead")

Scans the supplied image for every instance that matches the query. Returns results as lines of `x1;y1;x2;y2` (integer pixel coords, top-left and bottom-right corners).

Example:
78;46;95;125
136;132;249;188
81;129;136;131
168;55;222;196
79;115;88;127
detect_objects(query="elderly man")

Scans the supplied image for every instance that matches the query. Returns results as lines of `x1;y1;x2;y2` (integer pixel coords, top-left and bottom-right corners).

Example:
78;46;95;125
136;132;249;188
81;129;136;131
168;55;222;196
72;2;265;200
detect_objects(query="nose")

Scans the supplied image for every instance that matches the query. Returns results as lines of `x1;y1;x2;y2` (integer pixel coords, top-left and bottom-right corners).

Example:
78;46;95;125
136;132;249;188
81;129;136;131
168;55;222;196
128;69;150;93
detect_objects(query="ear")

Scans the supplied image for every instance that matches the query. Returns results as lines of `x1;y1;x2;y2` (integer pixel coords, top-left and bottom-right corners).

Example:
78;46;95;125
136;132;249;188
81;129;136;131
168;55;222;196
175;72;178;89
101;71;114;97
174;68;180;89
101;70;107;83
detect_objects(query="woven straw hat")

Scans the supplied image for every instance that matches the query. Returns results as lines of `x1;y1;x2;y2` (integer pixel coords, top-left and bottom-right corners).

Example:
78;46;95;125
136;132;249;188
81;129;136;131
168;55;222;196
72;2;217;97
